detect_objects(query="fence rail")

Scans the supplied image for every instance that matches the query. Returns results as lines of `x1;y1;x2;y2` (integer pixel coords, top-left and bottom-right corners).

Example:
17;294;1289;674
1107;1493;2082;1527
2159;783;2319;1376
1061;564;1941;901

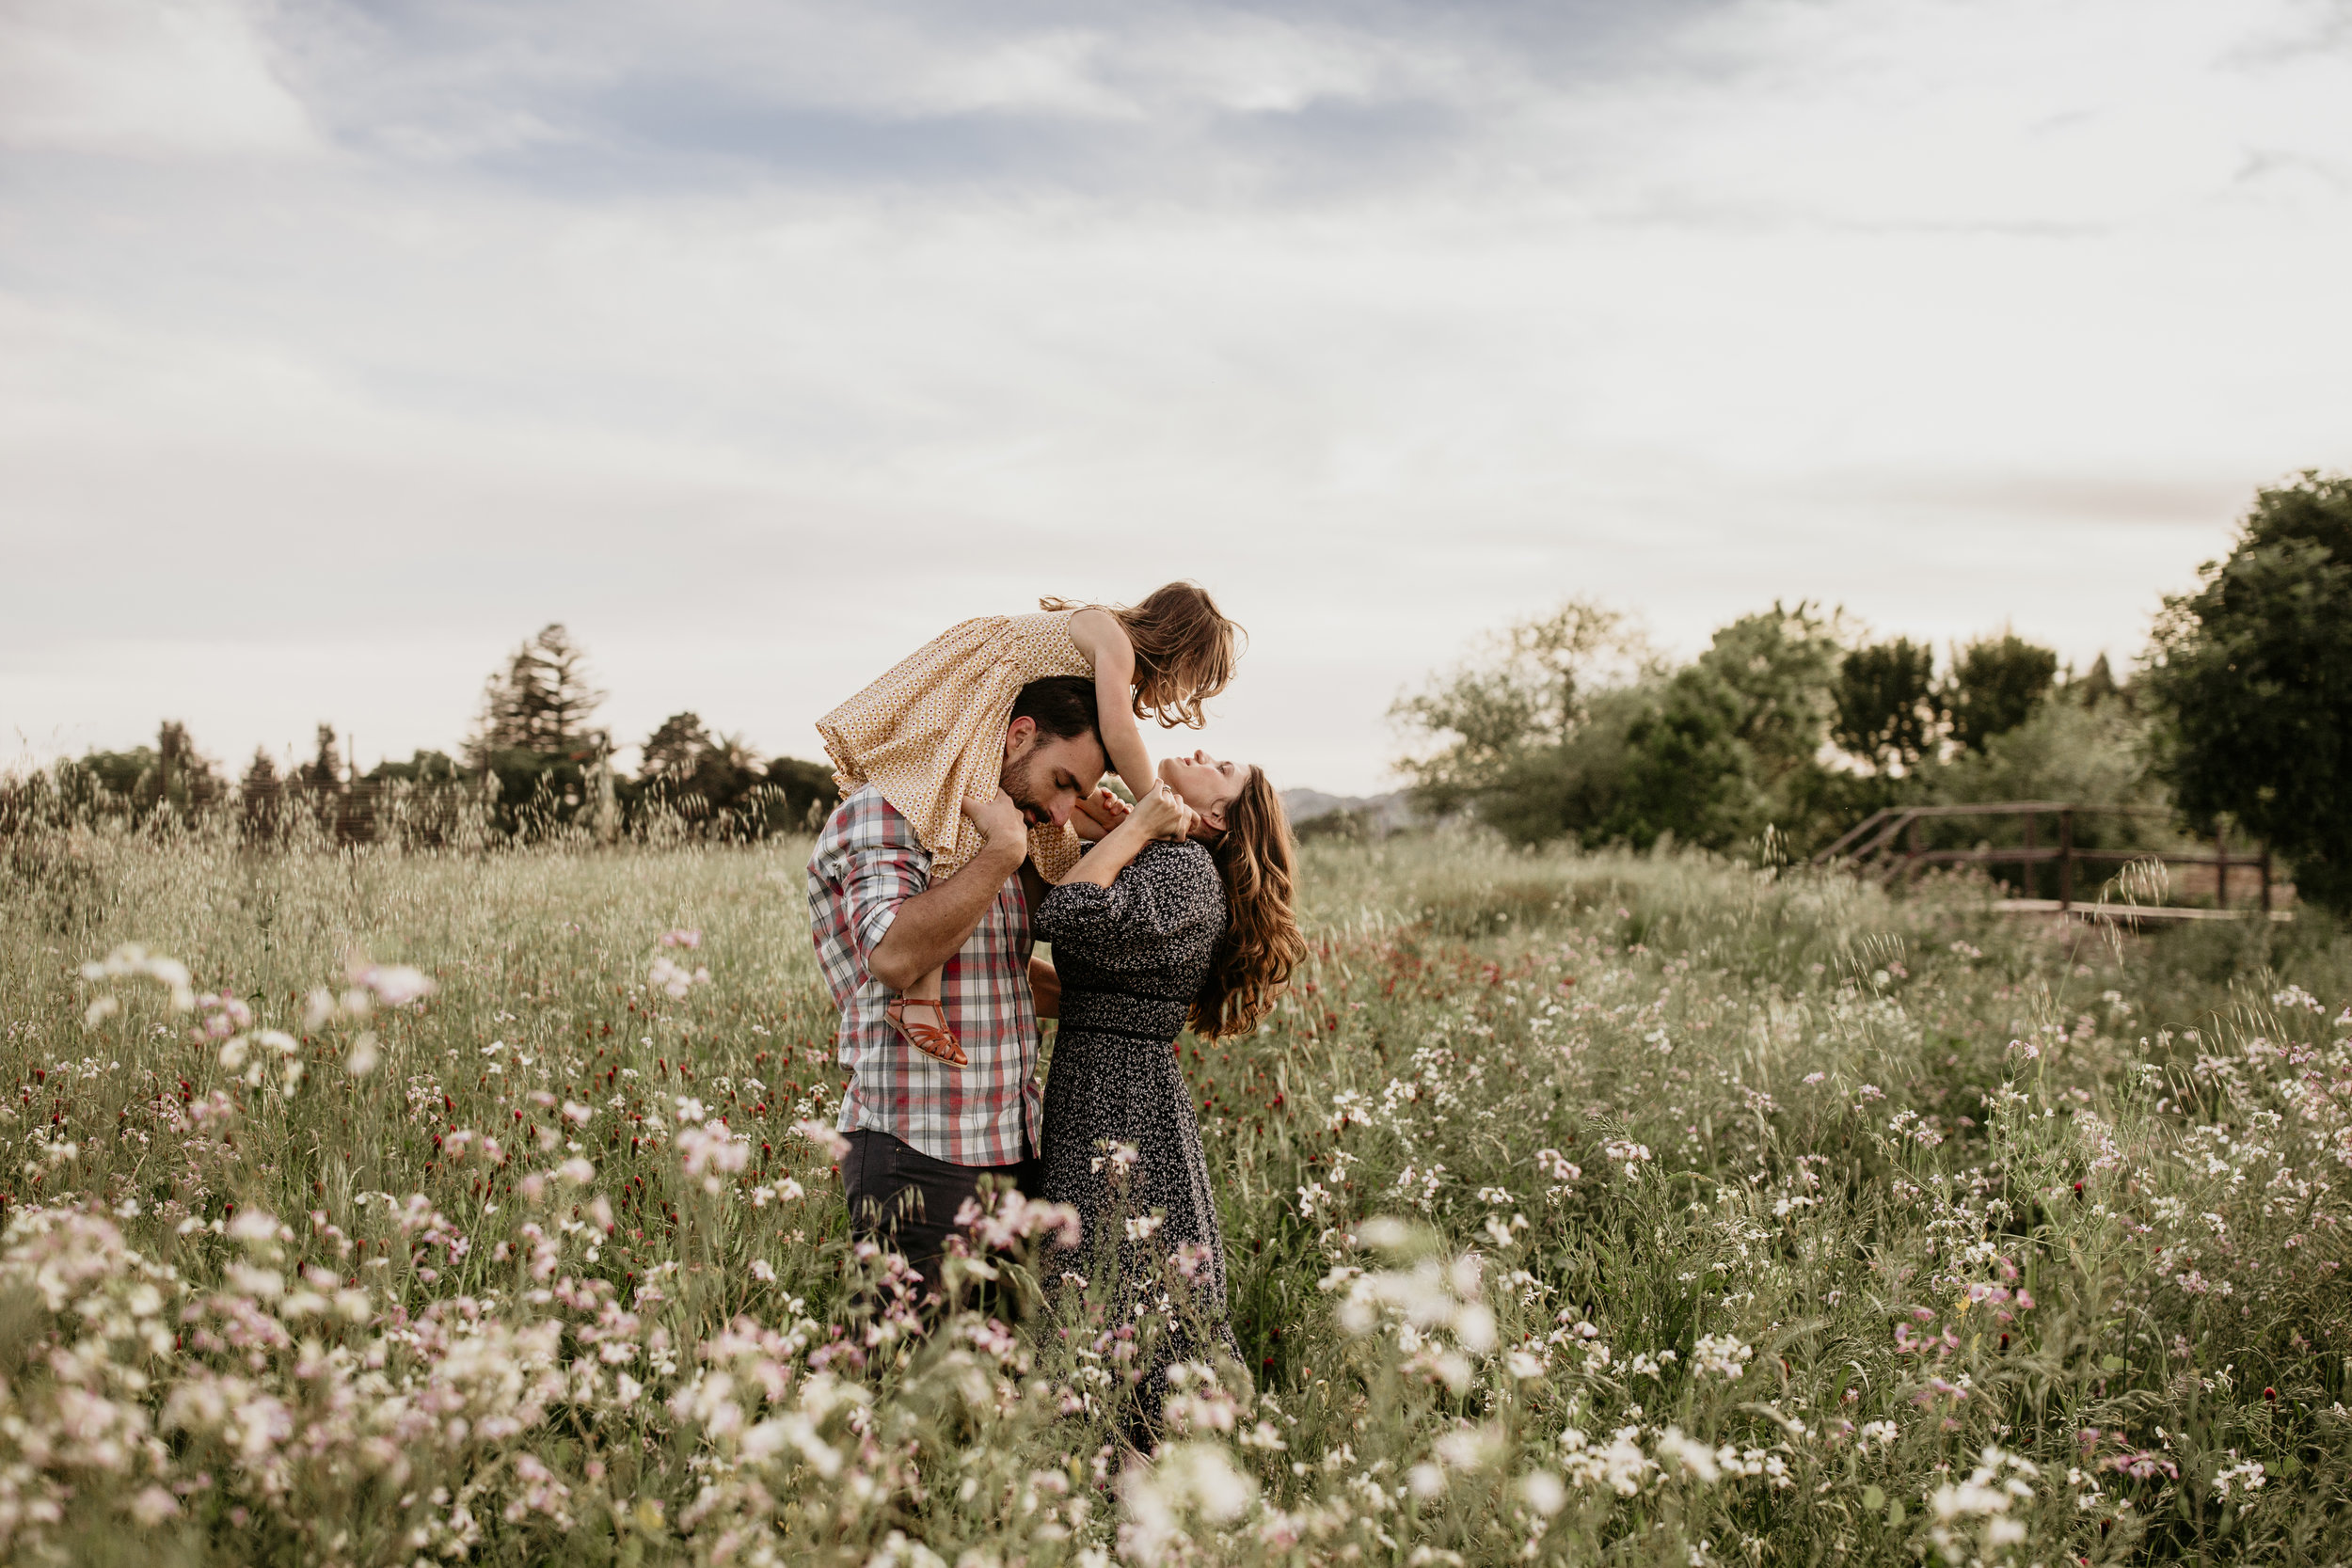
1813;801;2276;918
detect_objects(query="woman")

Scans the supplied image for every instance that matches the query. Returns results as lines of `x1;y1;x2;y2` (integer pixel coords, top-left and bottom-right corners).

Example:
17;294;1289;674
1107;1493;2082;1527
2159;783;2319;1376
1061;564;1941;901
1032;749;1308;1430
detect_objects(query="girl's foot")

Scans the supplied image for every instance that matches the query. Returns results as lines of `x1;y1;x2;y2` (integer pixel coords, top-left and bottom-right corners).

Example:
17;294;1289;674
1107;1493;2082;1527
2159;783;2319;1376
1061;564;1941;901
886;997;966;1067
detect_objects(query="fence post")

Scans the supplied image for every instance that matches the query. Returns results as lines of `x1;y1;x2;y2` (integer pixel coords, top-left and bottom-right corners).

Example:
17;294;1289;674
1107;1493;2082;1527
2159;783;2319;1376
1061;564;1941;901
1905;815;1919;878
2216;824;2229;911
2260;842;2272;915
2023;810;2037;900
2058;810;2074;911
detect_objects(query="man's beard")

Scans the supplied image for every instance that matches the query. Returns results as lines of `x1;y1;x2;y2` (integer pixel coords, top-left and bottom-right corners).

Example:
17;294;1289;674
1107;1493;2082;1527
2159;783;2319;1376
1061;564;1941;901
999;750;1051;827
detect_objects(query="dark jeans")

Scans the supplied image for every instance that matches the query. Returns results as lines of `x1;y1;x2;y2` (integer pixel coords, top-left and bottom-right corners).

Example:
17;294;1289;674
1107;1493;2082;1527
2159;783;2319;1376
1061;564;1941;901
841;1129;1039;1306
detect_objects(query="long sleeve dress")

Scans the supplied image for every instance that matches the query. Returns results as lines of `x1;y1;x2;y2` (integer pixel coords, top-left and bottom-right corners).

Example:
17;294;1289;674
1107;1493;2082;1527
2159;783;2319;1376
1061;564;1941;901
1033;840;1241;1421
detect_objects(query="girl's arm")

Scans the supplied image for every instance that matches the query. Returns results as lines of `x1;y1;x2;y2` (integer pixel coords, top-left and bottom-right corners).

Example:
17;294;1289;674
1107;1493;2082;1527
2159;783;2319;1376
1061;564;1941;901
1071;786;1130;842
1068;608;1157;800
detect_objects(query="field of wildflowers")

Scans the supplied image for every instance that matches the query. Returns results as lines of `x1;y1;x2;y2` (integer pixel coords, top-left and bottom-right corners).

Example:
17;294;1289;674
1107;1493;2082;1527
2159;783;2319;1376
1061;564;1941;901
1;816;2349;1565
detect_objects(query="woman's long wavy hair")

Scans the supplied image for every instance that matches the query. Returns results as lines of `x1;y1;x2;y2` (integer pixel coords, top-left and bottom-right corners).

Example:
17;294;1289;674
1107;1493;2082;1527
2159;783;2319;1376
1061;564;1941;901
1189;766;1309;1041
1040;582;1243;730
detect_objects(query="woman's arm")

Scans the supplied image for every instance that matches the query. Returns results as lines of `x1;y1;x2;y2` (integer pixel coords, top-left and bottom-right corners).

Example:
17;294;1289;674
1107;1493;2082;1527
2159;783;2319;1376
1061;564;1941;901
1035;836;1216;953
1057;784;1191;891
1071;608;1157;800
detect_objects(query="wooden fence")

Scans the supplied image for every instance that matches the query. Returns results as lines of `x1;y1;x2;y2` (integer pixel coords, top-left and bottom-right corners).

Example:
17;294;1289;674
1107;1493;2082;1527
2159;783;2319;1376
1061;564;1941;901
1812;801;2278;919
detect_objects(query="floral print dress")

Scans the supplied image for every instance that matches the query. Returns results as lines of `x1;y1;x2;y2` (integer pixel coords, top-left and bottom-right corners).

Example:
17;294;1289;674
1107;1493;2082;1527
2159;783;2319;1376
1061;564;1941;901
1035;839;1241;1422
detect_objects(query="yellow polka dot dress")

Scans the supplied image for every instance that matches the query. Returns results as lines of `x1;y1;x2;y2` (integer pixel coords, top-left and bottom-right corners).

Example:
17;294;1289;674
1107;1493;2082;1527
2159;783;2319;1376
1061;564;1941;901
818;610;1093;884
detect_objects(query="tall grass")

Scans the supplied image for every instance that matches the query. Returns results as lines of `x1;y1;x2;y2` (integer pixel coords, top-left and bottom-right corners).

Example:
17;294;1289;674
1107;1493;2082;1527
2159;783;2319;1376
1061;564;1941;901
1;815;2347;1564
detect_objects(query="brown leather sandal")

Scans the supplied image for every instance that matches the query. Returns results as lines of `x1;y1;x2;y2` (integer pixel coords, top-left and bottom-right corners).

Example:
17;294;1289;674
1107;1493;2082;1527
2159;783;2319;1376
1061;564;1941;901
885;997;967;1067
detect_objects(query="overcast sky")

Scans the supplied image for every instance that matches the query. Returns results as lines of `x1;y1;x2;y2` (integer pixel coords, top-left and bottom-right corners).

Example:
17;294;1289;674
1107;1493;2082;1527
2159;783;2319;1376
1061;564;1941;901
5;0;2350;794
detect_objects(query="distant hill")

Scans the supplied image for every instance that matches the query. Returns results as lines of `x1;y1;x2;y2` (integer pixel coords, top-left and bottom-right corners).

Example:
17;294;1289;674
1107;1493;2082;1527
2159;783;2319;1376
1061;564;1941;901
1280;787;1419;836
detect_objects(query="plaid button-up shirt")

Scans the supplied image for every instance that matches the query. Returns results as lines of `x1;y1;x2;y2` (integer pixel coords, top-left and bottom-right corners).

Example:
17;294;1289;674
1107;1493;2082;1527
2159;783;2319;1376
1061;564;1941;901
807;785;1042;1167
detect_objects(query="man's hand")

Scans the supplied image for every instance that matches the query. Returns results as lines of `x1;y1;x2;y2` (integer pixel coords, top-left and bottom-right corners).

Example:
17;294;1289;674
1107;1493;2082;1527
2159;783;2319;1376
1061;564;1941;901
1072;786;1131;843
962;787;1028;852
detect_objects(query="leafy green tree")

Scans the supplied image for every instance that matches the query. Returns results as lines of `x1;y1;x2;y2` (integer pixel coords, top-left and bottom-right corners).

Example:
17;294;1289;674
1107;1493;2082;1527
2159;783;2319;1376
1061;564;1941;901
1834;638;1941;774
762;757;842;832
79;722;222;817
79;746;152;802
1697;605;1839;780
1944;632;2058;752
633;713;768;824
641;713;715;784
2146;471;2352;911
1394;602;1840;851
1391;600;1653;818
366;752;460;784
1595;606;1836;850
696;733;761;807
1466;687;1650;847
1609;664;1763;849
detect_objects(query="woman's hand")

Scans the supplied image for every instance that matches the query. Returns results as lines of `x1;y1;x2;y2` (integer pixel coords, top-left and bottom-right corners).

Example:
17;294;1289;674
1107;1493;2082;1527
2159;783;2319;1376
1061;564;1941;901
1072;786;1131;843
1125;783;1196;842
1053;783;1190;893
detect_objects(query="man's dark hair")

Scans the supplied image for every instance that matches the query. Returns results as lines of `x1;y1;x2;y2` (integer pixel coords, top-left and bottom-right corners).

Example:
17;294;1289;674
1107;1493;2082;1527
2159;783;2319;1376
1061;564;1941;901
1009;675;1102;747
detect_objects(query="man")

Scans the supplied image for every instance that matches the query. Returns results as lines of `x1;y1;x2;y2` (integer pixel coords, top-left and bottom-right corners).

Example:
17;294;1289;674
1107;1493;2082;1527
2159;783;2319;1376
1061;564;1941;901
806;673;1106;1297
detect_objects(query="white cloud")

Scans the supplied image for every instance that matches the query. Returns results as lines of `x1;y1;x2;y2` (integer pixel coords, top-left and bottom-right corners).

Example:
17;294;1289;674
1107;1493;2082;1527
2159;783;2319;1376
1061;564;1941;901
0;0;316;157
3;0;2350;790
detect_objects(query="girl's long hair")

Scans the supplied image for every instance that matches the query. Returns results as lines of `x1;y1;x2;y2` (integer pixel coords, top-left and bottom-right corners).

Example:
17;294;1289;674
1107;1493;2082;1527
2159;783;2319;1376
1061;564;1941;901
1041;582;1242;729
1189;766;1309;1040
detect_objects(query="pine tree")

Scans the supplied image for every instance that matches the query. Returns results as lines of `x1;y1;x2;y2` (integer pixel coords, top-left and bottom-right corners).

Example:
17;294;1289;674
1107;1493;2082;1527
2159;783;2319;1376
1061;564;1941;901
640;712;713;782
242;750;283;837
148;721;221;813
299;724;343;792
2074;652;2122;706
467;625;609;767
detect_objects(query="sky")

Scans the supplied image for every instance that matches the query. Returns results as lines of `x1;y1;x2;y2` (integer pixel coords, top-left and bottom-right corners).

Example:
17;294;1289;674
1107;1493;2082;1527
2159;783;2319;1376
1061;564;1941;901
4;0;2350;795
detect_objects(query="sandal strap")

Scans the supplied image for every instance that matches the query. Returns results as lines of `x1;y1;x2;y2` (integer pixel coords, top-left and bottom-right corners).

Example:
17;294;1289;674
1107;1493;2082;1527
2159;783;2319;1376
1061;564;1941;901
897;1014;957;1047
886;999;966;1064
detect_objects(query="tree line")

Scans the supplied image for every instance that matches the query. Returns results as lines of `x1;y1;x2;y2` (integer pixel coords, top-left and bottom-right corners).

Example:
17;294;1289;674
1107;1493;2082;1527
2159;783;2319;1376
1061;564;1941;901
10;473;2347;903
8;625;838;845
1392;471;2352;913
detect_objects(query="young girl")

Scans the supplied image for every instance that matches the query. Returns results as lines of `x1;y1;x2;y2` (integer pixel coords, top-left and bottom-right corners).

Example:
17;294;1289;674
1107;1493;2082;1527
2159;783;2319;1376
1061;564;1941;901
818;582;1242;1065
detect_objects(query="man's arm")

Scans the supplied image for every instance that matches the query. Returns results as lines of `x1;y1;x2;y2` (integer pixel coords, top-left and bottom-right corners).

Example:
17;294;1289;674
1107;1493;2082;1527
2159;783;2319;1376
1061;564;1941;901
866;792;1028;991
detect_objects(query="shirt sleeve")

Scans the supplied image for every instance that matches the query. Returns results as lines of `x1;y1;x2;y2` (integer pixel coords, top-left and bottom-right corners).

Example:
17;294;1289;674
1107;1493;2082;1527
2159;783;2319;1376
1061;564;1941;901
840;806;931;966
1037;844;1216;947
